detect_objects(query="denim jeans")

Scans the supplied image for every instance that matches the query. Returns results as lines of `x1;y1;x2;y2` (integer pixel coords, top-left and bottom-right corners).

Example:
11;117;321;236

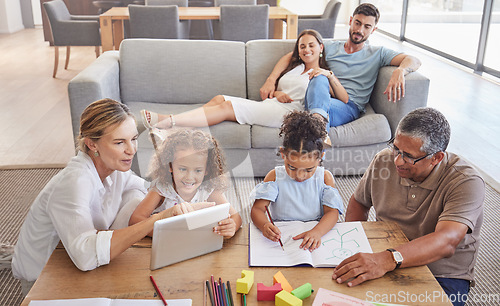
436;277;471;306
304;75;360;127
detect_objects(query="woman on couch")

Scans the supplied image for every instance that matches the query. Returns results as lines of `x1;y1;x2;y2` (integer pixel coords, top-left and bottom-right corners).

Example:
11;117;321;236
142;29;348;139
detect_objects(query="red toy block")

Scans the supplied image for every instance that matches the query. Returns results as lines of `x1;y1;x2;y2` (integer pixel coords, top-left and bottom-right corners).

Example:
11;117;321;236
257;283;282;301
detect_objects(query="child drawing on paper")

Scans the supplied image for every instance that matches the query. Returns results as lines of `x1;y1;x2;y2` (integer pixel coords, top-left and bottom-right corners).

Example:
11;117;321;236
129;129;242;237
250;111;344;251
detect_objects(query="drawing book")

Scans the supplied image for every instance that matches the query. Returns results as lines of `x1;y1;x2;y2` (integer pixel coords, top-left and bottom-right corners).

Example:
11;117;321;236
249;221;372;267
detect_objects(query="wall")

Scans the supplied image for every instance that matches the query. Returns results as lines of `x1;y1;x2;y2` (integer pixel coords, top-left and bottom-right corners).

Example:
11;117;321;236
0;0;24;33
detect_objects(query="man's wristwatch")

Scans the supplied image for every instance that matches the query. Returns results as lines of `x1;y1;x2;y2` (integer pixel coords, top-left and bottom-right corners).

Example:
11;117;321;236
387;248;403;269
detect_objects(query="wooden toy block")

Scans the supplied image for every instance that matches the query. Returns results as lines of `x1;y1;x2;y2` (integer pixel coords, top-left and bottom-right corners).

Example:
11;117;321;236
236;270;254;294
257;283;282;301
273;271;293;292
275;290;302;306
291;283;312;300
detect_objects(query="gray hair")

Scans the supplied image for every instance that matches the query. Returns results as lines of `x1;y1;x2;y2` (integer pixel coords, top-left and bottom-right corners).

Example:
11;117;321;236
396;107;450;155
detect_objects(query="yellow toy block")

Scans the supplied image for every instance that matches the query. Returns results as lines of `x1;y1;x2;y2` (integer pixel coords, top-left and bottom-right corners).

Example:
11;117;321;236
273;271;293;292
275;290;303;306
236;270;254;294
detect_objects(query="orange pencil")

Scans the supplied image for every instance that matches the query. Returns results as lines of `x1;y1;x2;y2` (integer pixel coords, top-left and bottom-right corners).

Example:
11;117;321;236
265;205;285;251
150;275;168;305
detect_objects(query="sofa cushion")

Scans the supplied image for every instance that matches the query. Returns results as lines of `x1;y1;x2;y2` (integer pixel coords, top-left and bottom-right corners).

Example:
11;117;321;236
330;105;392;147
127;101;251;149
251;105;391;149
120;39;247;104
246;39;296;101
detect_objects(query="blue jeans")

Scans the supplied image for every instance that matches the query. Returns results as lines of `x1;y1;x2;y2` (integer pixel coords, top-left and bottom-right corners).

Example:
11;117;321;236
304;75;360;127
436;277;470;306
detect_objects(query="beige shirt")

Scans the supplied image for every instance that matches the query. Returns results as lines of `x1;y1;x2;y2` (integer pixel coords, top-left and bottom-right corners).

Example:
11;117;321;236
354;149;484;281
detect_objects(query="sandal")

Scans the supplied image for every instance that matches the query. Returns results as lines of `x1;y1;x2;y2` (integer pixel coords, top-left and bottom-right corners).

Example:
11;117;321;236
140;109;159;130
323;134;332;148
149;127;168;151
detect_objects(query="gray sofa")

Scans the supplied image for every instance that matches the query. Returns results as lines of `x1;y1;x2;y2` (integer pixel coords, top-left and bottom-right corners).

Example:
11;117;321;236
68;38;429;177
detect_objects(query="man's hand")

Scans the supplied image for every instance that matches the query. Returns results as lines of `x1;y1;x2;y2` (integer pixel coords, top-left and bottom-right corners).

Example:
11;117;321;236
332;251;395;287
260;78;276;100
274;91;293;103
293;228;322;251
383;67;405;102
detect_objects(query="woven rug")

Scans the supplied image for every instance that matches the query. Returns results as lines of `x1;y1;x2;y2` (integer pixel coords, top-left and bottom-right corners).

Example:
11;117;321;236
1;169;499;305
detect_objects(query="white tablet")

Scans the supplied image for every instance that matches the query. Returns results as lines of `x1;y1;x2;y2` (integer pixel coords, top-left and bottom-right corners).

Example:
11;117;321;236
150;203;230;270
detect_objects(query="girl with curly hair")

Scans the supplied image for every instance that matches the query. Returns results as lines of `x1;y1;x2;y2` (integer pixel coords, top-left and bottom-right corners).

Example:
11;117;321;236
130;129;242;238
250;111;343;251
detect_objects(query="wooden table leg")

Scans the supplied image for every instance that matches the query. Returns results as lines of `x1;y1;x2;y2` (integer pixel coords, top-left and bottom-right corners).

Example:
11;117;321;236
100;16;114;52
273;19;283;39
286;13;298;40
112;20;124;50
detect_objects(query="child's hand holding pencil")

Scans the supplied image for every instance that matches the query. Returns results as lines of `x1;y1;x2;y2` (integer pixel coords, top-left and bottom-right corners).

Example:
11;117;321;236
262;221;282;243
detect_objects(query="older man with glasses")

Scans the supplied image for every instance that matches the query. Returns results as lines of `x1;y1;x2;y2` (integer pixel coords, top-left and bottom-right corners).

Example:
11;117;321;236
333;107;484;306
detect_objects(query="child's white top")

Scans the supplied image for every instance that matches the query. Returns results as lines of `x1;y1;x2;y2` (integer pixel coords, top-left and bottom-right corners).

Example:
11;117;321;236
251;166;344;221
149;180;214;214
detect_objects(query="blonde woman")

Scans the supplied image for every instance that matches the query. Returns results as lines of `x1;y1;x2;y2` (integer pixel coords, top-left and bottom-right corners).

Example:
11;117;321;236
12;98;213;295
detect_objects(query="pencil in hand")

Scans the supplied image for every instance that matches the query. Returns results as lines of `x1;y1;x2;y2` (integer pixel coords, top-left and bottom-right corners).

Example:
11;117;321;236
264;205;285;251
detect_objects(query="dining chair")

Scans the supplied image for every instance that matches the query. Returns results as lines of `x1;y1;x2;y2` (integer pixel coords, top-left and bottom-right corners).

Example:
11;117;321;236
219;4;269;43
188;0;214;40
43;0;101;78
297;0;341;38
212;0;256;40
145;0;190;39
128;4;182;39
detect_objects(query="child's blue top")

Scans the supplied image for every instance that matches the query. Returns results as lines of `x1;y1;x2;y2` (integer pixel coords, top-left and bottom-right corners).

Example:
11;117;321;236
251;166;344;221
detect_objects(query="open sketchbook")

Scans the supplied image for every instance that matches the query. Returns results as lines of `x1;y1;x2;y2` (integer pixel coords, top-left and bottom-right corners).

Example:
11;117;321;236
249;221;372;267
29;298;192;306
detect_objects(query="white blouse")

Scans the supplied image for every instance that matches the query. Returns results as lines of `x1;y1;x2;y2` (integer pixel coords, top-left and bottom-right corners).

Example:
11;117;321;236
12;151;147;281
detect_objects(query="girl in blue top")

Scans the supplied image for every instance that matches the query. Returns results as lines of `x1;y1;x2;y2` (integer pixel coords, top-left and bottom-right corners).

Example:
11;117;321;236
250;110;343;252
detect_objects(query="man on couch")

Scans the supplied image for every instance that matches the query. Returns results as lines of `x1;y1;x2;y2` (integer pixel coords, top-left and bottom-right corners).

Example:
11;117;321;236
335;107;484;306
260;3;422;128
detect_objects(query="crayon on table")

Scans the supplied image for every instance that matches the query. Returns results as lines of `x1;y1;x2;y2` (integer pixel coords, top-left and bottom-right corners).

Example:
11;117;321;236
149;275;168;306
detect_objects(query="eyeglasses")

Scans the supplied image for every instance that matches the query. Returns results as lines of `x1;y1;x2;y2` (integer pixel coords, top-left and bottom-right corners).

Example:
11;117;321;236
387;139;434;165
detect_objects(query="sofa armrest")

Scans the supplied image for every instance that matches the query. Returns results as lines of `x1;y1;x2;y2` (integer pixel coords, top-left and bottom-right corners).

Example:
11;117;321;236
68;51;121;139
370;66;430;135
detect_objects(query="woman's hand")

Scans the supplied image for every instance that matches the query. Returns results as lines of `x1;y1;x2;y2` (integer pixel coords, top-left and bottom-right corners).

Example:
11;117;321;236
157;202;215;219
307;67;331;80
214;214;237;238
274;91;293;103
293;228;322;252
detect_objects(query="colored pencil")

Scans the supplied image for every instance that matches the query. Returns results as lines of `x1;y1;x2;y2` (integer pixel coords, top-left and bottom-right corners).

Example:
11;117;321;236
218;281;224;306
212;275;220;306
265;205;284;251
204;281;207;306
206;280;215;306
227;281;234;306
149;275;168;306
223;282;230;306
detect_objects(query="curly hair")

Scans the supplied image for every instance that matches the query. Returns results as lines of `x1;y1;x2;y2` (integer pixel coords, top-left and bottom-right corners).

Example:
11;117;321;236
279;111;326;158
148;129;228;192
